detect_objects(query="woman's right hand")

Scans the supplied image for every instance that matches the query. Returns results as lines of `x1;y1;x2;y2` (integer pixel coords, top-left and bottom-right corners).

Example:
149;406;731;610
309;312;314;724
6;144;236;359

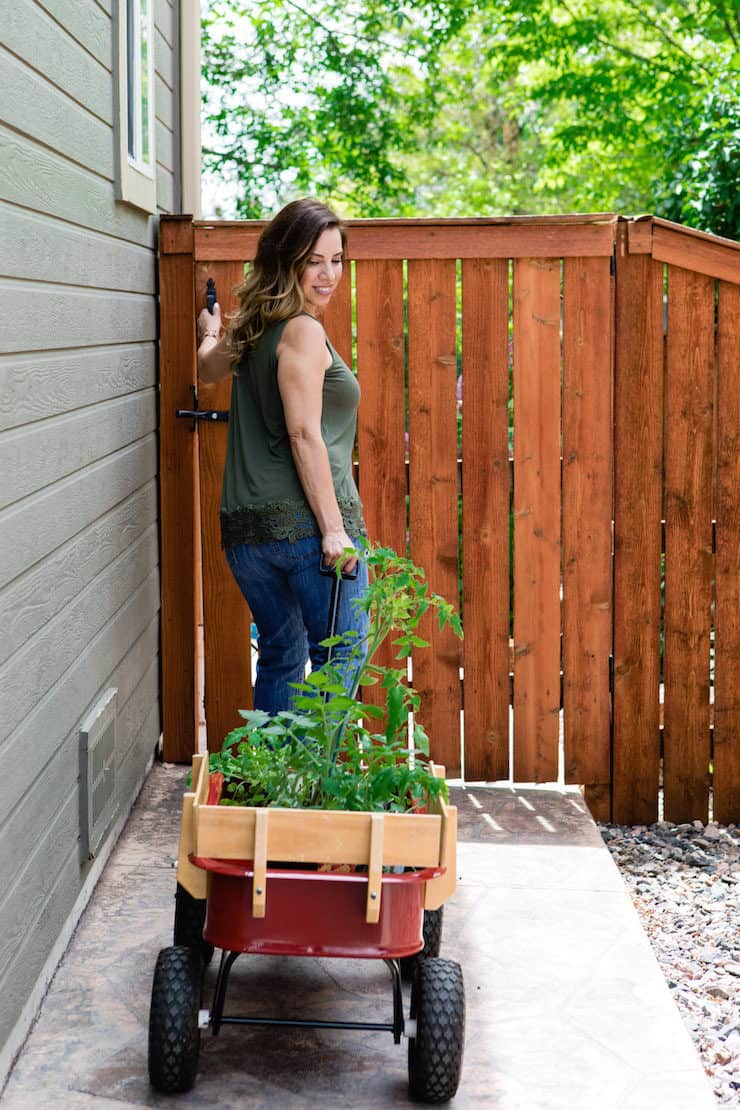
197;302;222;344
322;529;358;573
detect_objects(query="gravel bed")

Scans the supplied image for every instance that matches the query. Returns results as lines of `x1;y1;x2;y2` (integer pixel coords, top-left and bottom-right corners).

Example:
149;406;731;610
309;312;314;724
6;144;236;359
599;819;739;1107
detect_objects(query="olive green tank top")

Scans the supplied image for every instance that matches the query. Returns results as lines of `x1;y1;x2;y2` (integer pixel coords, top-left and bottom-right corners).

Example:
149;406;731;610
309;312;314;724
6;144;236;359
220;316;366;548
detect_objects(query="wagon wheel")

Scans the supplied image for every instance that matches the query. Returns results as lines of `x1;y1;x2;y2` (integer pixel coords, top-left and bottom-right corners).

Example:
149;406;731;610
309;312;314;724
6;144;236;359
148;946;202;1094
174;883;215;964
400;906;444;981
408;957;465;1104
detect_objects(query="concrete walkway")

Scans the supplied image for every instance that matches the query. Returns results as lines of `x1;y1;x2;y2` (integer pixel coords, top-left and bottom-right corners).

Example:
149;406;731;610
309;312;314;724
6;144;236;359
2;765;716;1109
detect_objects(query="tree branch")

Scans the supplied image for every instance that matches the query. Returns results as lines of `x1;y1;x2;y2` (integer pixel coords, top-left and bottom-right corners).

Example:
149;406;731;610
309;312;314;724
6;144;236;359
619;0;716;76
712;0;740;48
278;0;412;58
558;0;698;82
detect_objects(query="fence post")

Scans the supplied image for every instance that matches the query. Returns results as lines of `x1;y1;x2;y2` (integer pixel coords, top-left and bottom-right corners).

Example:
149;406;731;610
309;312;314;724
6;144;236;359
612;221;664;824
714;280;740;823
159;216;199;762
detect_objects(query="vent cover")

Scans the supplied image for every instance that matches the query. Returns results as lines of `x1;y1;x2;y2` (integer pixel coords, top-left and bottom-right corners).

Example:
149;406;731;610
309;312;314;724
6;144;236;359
80;688;117;861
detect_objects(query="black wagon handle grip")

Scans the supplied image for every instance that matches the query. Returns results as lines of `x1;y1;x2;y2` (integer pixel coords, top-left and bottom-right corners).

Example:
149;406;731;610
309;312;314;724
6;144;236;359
319;555;359;655
206;277;217;314
319;555;359;581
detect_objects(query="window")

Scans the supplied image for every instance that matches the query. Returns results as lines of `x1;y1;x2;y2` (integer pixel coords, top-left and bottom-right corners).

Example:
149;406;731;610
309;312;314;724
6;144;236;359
115;0;156;211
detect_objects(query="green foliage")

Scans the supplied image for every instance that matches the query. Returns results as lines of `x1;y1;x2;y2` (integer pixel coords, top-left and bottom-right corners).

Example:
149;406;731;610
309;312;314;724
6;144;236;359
201;0;467;216
202;0;739;237
208;543;462;811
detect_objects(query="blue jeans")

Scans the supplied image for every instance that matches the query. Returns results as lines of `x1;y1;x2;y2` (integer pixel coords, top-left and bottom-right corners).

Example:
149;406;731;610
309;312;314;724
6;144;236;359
224;534;369;715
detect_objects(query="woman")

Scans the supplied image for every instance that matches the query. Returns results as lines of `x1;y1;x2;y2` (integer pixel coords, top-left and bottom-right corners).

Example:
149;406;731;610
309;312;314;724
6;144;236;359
196;198;368;715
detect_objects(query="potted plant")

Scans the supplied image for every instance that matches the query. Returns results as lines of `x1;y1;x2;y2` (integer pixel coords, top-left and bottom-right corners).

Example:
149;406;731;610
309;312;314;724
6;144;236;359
175;543;462;922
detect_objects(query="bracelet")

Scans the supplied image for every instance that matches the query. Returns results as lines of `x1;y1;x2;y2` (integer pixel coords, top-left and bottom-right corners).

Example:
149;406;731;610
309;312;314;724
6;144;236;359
201;330;219;339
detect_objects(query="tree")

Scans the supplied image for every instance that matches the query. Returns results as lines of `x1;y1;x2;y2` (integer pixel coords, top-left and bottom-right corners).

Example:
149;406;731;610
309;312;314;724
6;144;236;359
201;0;468;216
201;0;739;236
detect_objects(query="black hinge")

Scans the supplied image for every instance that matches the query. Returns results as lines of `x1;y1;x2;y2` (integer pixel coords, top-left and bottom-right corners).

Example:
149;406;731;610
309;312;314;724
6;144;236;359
176;385;229;431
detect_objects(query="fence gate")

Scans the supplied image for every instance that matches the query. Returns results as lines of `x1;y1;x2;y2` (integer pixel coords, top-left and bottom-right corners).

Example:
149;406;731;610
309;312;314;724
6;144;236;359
158;214;740;825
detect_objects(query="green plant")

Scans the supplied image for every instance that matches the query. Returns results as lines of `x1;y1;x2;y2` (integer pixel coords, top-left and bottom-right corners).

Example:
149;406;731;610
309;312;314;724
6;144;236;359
208;543;462;812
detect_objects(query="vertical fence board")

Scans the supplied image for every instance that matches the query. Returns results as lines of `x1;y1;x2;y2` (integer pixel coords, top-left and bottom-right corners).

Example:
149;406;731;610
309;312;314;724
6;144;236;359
663;266;714;822
159;218;198;762
612;252;664;824
322;267;353;368
355;260;407;706
562;257;613;811
714;280;740;823
197;260;253;752
407;260;461;774
512;259;561;782
461;259;510;781
355;260;406;551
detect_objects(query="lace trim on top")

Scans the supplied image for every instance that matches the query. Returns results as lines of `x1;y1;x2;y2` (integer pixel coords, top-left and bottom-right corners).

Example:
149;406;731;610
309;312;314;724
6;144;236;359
221;497;367;548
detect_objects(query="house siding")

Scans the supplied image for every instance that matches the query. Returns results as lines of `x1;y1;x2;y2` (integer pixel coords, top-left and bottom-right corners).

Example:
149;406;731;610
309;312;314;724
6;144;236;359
0;0;181;1055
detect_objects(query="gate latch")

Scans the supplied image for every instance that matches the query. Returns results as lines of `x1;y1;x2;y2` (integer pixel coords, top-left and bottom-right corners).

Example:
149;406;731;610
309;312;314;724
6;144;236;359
176;386;229;431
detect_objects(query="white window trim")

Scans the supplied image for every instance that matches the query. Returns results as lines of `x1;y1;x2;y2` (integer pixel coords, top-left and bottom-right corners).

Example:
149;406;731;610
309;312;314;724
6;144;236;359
180;0;202;216
114;0;157;212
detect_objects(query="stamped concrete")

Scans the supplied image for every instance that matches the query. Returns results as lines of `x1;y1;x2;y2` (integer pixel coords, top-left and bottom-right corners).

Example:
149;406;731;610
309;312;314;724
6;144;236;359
1;765;716;1109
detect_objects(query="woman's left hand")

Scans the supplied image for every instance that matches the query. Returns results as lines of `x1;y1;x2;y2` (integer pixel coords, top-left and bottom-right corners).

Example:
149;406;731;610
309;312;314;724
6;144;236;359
322;529;358;574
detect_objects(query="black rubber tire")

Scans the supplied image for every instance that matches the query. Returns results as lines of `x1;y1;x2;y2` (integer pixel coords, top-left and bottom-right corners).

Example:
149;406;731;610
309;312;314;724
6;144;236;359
400;906;444;981
408;957;465;1104
174;883;214;965
148;946;202;1094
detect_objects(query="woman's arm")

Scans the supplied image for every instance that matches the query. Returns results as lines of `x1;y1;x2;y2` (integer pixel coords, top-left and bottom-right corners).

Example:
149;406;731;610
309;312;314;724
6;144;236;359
197;304;233;384
277;315;357;571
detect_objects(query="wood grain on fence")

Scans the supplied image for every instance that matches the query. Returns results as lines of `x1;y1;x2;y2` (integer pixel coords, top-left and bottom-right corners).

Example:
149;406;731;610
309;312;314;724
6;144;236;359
197;261;254;752
714;280;740;824
322;267;353;368
460;258;510;781
407;260;461;775
562;257;613;815
159;217;199;762
355;259;407;707
512;259;561;782
663;266;714;823
159;215;740;823
612;251;664;824
194;218;616;263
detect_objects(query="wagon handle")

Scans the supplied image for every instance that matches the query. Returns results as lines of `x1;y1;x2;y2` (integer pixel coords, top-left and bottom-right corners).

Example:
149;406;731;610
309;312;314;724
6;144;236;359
318;556;359;672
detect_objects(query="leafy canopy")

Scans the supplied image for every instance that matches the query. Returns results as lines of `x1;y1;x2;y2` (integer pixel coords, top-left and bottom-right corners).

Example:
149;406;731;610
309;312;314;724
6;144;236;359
202;1;739;235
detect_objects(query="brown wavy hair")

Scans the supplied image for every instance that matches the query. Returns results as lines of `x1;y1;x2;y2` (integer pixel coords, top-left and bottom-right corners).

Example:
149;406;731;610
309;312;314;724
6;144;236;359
226;198;346;367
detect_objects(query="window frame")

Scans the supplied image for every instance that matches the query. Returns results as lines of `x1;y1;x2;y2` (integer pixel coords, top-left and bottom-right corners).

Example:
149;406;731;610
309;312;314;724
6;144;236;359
115;0;157;212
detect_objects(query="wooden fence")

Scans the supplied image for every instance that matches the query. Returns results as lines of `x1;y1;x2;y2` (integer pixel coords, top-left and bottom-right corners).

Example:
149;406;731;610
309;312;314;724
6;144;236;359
158;214;740;825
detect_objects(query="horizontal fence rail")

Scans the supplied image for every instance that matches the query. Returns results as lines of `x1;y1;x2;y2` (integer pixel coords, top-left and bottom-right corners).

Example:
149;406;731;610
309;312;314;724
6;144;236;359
158;214;740;824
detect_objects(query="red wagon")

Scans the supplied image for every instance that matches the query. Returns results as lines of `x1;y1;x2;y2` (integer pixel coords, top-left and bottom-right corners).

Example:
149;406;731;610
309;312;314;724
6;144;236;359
148;755;465;1102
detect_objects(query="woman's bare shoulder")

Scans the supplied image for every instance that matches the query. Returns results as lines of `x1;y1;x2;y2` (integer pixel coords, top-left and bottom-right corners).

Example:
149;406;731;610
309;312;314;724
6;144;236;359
278;314;329;361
